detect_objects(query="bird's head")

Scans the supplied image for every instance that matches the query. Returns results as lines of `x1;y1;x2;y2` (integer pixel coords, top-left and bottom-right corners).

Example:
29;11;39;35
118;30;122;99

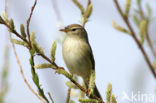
59;24;88;40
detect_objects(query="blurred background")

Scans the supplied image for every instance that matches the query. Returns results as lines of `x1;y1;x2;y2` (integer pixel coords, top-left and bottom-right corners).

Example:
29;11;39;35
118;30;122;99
0;0;156;103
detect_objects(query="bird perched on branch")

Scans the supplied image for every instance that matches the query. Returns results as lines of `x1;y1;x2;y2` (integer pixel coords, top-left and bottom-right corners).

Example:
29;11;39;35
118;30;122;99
60;24;102;99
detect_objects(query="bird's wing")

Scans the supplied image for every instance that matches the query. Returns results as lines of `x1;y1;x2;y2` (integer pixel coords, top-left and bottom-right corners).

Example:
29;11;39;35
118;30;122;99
88;44;95;70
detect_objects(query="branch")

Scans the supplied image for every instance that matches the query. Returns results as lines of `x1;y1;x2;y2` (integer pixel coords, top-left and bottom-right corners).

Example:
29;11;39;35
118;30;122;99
1;0;104;102
114;0;156;79
56;69;104;103
11;38;45;103
66;88;71;103
72;0;93;27
26;0;37;46
48;92;55;103
137;2;156;58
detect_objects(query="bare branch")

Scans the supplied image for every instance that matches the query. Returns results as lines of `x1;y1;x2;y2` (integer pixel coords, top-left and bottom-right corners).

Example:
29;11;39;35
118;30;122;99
66;88;71;103
27;0;37;46
114;0;156;79
10;36;45;103
48;92;55;103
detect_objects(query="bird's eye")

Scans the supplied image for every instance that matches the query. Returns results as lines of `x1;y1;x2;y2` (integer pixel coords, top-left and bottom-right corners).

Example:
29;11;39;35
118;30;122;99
71;29;76;31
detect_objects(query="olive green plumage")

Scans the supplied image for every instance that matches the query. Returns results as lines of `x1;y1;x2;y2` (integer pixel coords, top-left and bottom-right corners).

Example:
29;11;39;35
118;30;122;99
60;24;102;99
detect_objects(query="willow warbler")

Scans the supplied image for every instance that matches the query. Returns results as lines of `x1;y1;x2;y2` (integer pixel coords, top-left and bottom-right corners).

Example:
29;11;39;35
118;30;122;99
60;24;101;99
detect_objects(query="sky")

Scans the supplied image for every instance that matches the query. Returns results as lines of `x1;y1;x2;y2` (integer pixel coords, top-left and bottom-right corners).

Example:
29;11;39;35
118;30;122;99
0;0;156;103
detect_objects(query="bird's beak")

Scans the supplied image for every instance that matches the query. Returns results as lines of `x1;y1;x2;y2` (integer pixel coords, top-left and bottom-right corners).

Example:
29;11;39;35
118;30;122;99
59;28;67;32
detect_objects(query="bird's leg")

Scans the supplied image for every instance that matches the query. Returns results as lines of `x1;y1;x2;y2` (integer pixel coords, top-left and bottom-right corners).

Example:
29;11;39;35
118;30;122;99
86;70;96;96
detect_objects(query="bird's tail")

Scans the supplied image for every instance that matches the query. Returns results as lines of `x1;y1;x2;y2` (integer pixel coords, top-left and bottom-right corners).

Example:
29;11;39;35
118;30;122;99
85;81;102;99
91;85;102;99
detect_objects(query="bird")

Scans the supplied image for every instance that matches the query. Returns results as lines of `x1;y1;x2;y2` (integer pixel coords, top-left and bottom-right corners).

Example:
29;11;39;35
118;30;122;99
60;24;102;99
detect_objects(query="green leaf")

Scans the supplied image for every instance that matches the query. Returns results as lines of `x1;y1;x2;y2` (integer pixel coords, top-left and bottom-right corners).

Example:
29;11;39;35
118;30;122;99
110;94;117;103
56;69;73;80
72;0;85;15
133;15;140;27
125;0;131;17
10;38;28;47
50;40;57;62
112;21;131;34
146;4;152;17
1;11;8;23
30;32;44;54
34;63;57;69
20;24;26;38
9;19;15;31
2;65;9;79
153;61;156;70
32;73;39;87
65;81;78;89
88;70;95;96
32;42;44;54
106;83;112;103
79;98;98;103
85;4;93;18
30;32;35;42
139;20;147;44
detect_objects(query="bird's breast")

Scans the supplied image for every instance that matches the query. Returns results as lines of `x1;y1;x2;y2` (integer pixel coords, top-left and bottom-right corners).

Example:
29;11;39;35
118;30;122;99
62;37;91;78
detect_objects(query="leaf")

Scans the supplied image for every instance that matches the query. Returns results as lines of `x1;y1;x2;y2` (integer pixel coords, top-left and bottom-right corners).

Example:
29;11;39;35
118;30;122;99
2;65;9;79
79;98;98;103
65;81;78;89
1;11;8;23
56;69;73;80
88;70;95;96
20;24;26;38
133;15;140;27
10;38;28;47
72;0;85;15
50;40;57;62
139;20;147;44
112;21;131;34
106;83;112;103
30;32;44;54
110;94;117;103
153;61;156;70
30;32;35;42
9;19;15;31
34;63;57;69
125;0;131;17
146;4;152;17
32;73;39;87
85;4;93;18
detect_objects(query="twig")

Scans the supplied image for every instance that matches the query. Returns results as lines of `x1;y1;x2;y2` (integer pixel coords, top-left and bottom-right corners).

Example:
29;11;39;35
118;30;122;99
1;0;104;102
66;88;71;103
29;54;49;103
114;0;156;79
3;22;29;44
59;70;104;103
137;2;156;58
82;0;92;27
11;37;45;103
48;92;55;103
38;53;59;69
26;0;37;46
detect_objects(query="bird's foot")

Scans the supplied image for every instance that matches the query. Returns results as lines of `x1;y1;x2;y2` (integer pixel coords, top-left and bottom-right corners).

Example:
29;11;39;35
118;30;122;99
86;88;93;97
